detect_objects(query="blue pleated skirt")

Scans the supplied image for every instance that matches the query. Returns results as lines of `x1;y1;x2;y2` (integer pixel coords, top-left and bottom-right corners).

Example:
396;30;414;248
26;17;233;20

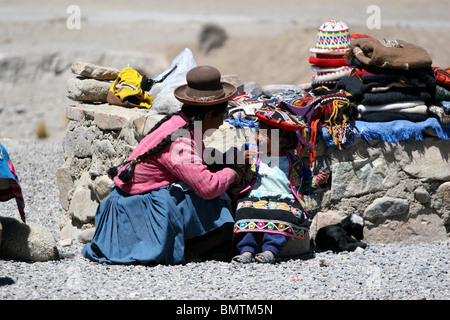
81;184;234;265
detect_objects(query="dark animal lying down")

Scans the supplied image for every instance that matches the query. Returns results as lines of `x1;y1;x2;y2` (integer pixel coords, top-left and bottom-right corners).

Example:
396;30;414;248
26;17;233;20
315;214;368;253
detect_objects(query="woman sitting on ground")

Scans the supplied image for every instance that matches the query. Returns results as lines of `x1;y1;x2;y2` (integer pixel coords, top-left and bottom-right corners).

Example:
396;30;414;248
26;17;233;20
82;66;242;265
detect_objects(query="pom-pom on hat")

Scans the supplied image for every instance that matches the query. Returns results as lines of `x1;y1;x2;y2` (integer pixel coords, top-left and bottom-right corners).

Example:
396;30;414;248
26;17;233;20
310;20;351;54
174;65;237;106
349;33;372;41
255;102;306;131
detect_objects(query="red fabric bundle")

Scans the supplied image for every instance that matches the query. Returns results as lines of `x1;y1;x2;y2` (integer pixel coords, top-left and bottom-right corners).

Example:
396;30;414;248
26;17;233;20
309;55;349;68
433;67;450;90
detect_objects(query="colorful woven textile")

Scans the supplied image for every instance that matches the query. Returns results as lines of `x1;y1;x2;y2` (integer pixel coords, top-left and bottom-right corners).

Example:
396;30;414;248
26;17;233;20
282;95;323;162
349;33;372;41
283;91;354;164
229;94;267;105
310;20;351;54
226;93;266;126
311;66;353;83
309;55;349;68
309;21;352;84
322;118;450;145
233;197;309;240
254;103;306;131
432;67;450;90
227;143;327;210
0;144;25;222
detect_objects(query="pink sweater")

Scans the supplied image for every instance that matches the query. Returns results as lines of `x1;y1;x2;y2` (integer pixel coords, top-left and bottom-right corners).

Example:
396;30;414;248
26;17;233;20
114;113;236;199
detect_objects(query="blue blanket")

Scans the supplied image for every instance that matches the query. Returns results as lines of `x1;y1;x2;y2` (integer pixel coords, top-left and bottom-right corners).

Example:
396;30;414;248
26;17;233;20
322;117;450;145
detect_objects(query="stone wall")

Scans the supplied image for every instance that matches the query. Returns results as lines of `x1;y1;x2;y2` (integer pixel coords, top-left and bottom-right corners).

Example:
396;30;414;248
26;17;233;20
57;103;253;246
57;104;158;245
57;103;450;249
312;135;450;243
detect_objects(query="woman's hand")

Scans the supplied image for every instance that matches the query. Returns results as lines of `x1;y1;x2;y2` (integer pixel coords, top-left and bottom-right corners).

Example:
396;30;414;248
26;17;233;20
231;168;243;184
316;171;328;185
243;150;260;164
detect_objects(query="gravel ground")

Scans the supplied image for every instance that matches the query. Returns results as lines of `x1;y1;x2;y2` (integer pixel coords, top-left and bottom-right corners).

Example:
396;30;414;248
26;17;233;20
0;139;449;301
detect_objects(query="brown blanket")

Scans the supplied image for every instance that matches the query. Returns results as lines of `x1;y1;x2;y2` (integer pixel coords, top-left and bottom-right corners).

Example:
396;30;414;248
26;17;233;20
350;38;432;70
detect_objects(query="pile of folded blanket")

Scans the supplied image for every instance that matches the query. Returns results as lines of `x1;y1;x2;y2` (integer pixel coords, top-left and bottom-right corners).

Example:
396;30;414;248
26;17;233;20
335;37;449;124
308;20;354;89
337;37;433;121
223;27;450;168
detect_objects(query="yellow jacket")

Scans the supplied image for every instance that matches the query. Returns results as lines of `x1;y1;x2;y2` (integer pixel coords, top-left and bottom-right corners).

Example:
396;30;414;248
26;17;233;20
109;68;153;109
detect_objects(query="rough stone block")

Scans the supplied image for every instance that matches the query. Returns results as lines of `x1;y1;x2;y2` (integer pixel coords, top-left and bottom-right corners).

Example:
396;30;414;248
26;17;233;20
66;105;86;121
94;112;128;131
68;187;98;224
78;227;95;244
56;165;74;211
221;74;244;94
62;126;94;158
66;77;111;102
363;197;409;221
331;158;399;200
92;175;113;201
68;173;98;224
244;81;263;96
71;62;119;81
399;138;450;181
57;101;450;245
309;210;343;240
364;213;448;243
94;140;116;157
432;182;450;218
262;84;301;97
414;186;431;204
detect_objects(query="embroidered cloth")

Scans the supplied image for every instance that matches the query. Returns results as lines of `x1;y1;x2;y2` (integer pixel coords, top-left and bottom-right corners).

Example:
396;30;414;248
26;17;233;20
233;197;309;240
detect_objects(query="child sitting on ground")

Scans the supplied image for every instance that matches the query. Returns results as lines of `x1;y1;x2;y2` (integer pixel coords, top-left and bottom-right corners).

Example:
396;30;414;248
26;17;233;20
229;104;328;263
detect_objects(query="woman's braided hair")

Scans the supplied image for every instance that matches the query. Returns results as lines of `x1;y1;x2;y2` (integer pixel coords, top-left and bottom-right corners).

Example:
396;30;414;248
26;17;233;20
108;102;228;182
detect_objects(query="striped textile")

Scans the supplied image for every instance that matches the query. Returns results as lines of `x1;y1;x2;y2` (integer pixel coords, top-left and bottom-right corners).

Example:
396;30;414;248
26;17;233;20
0;144;26;222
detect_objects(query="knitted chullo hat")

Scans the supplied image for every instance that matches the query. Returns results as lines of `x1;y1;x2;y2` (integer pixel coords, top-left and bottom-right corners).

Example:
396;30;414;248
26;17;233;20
254;101;306;132
349;33;372;41
310;20;351;54
255;101;310;156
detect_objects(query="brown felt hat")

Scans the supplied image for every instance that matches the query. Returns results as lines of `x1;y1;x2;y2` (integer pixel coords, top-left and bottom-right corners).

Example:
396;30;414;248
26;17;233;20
174;65;237;106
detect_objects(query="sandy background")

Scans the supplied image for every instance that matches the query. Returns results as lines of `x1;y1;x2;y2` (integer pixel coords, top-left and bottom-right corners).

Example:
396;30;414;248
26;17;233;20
0;0;449;141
